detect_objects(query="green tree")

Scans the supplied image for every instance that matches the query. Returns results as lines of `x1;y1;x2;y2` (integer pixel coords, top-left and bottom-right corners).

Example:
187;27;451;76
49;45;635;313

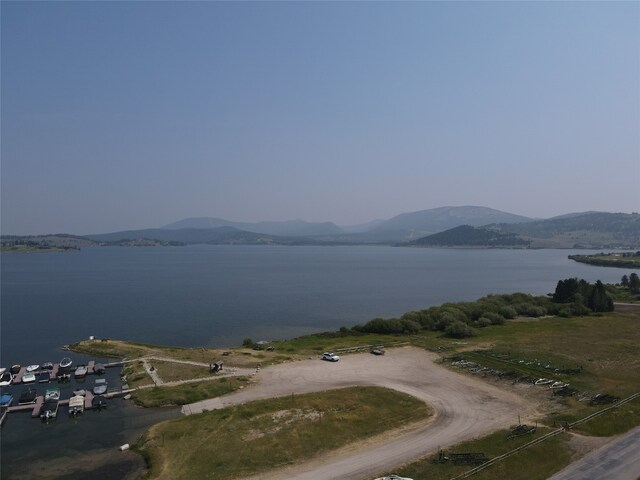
629;273;640;294
587;280;614;312
621;275;629;288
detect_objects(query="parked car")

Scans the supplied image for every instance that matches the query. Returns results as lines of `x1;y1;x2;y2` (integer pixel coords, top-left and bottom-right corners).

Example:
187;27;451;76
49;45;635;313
321;352;340;362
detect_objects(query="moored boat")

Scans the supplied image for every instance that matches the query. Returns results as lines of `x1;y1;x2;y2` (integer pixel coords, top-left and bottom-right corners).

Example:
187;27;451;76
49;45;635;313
57;372;71;383
0;373;14;387
59;358;73;369
26;364;40;372
68;395;84;416
72;388;87;396
94;363;106;375
41;362;54;370
18;387;37;405
40;388;60;421
91;395;107;410
0;393;13;408
10;365;21;375
92;378;108;395
38;371;51;383
0;368;5;375
74;365;88;379
22;372;36;384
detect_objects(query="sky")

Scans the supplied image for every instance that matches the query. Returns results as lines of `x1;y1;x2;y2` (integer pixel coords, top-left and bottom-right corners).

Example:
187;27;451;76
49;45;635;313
1;1;639;235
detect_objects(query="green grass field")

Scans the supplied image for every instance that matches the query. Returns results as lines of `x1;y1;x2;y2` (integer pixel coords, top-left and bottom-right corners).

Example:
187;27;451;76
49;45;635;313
136;386;431;479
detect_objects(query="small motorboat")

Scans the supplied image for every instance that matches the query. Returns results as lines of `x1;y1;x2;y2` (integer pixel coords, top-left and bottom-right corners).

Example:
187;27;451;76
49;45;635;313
72;388;87;396
92;378;108;395
59;358;73;369
74;365;88;379
41;362;54;370
38;371;51;383
91;395;107;410
0;393;13;408
534;378;552;385
57;372;71;383
94;363;106;375
0;373;14;387
18;387;37;405
26;364;40;373
0;368;5;375
22;372;36;384
550;382;569;389
40;388;60;421
10;365;21;375
68;395;84;416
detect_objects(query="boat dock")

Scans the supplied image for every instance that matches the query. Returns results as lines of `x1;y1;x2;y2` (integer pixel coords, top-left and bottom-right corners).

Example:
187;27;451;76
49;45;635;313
8;361;122;385
6;390;131;417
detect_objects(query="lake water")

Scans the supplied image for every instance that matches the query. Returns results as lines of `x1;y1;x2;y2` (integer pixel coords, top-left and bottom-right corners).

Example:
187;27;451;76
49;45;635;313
1;245;632;365
0;245;633;479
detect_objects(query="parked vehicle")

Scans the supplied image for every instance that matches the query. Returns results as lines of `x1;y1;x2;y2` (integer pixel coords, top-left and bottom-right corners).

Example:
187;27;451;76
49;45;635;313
322;352;340;362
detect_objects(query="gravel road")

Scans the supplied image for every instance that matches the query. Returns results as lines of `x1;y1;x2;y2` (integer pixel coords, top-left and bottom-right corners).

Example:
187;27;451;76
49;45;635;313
182;347;534;480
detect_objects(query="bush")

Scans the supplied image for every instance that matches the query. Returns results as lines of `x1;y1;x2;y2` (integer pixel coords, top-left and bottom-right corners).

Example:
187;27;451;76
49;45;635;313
515;303;547;317
474;317;492;328
481;312;506;325
444;320;477;338
499;306;518;319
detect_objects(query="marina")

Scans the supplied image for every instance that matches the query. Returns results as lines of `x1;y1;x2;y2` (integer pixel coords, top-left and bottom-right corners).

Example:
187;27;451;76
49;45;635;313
1;358;127;422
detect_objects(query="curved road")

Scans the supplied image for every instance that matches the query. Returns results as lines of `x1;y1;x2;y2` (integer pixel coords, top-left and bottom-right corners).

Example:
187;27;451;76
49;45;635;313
182;347;534;480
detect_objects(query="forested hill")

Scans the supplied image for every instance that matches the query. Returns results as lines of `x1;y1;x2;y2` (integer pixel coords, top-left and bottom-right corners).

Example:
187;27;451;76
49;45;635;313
409;225;530;247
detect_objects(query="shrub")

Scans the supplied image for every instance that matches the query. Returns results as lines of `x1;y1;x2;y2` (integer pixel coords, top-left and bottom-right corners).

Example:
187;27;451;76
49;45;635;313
474;317;492;328
482;312;506;325
444;320;477;338
499;306;518;319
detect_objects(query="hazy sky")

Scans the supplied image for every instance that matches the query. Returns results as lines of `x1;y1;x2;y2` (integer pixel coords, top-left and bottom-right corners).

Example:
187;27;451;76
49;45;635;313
2;1;639;235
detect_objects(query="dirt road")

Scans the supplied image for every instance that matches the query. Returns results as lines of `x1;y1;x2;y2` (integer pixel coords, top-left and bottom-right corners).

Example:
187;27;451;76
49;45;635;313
182;347;534;480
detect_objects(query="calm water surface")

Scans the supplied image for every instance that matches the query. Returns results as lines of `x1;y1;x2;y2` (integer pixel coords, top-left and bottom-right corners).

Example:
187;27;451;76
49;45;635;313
0;245;632;479
1;245;630;364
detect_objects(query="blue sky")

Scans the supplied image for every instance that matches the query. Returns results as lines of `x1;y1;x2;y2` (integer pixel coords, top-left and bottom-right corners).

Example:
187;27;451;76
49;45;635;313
2;1;639;234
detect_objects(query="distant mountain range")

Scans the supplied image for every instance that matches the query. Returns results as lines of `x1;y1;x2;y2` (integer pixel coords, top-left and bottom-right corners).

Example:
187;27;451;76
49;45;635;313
3;207;639;249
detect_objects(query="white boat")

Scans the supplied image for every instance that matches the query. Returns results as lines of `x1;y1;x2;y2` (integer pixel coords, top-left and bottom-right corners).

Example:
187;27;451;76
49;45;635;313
550;381;569;389
26;364;40;372
68;395;84;416
0;372;13;387
59;358;72;369
0;368;6;375
40;388;60;421
74;365;88;379
93;378;108;395
534;378;552;385
22;372;36;384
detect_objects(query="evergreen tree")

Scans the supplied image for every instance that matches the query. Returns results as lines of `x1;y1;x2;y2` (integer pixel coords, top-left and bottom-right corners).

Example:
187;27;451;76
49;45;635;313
587;280;613;312
630;273;640;294
621;275;629;288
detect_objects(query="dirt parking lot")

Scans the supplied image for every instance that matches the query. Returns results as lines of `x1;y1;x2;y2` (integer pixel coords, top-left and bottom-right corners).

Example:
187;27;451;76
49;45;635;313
183;347;535;480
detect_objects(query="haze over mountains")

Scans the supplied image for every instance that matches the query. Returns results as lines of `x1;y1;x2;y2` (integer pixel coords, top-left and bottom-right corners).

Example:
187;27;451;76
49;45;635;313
3;206;639;249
